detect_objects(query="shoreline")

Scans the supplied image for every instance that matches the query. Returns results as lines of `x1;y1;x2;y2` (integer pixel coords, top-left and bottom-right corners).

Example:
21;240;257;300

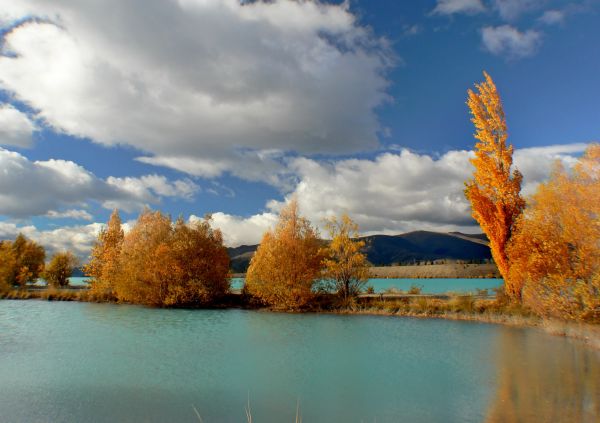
3;288;600;351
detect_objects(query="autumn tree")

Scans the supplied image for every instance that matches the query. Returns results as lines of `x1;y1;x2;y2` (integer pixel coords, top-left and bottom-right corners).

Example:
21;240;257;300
0;241;16;292
0;234;46;288
465;72;525;300
245;199;324;309
115;210;230;307
43;252;79;288
507;144;600;321
84;209;124;296
322;214;369;300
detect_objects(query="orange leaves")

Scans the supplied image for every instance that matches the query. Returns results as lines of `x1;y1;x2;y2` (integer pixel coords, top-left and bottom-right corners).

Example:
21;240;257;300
85;208;230;307
465;72;525;300
508;144;600;320
245;199;324;309
84;209;124;295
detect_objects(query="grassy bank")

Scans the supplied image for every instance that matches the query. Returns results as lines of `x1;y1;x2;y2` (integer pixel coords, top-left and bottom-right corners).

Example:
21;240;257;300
369;263;500;279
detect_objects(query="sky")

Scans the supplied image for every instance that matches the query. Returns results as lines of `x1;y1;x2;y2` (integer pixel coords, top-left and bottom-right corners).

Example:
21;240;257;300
0;0;598;257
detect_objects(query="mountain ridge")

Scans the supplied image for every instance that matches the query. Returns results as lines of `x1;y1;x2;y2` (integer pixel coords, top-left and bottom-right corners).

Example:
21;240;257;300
228;230;493;273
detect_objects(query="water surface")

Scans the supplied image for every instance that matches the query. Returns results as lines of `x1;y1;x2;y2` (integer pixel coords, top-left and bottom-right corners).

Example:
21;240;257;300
0;300;598;422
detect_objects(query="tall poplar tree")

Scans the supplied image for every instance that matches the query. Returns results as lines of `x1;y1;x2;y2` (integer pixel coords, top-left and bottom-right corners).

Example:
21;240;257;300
465;72;525;300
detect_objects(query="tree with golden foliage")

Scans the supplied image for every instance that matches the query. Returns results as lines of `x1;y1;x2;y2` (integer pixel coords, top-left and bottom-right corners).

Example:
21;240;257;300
507;144;600;321
0;241;16;292
245;200;324;309
115;210;230;307
0;234;45;288
84;209;124;296
322;214;369;300
43;251;79;288
465;72;525;300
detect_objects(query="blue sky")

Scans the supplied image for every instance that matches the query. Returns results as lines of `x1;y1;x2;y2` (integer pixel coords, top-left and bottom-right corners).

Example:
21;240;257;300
0;0;598;255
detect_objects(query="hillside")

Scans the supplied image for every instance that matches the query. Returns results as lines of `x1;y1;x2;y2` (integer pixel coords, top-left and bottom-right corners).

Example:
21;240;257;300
227;230;493;273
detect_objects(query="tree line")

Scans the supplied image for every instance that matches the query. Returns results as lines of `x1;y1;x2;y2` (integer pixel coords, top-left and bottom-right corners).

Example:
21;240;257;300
0;233;78;291
465;72;599;321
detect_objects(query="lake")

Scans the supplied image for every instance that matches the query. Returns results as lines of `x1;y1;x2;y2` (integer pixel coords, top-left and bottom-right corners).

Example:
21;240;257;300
1;300;598;422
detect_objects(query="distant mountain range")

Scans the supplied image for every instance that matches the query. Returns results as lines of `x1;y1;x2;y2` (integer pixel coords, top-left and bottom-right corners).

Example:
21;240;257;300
227;231;492;273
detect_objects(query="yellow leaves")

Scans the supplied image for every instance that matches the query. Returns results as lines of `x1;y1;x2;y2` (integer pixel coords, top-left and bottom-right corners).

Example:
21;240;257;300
508;144;600;321
322;214;369;300
245;199;324;310
465;72;525;300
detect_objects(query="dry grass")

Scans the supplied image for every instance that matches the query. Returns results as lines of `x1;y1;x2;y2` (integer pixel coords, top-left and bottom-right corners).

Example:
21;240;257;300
370;263;500;279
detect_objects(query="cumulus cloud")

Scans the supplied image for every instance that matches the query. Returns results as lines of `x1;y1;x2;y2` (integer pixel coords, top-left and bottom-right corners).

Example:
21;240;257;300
46;209;93;221
191;212;278;247
0;0;391;184
481;25;542;58
538;9;565;25
0;148;200;217
432;0;485;15
0;220;102;257
0;104;37;148
206;144;590;246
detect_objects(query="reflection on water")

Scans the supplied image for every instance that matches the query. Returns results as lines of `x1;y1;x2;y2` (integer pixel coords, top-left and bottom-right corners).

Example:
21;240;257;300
0;300;598;422
485;328;600;423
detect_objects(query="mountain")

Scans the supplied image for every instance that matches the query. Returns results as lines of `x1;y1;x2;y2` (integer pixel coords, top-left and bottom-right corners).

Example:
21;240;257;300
227;230;492;273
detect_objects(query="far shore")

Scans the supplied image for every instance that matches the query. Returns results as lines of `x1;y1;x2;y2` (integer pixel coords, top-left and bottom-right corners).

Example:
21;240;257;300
231;263;501;280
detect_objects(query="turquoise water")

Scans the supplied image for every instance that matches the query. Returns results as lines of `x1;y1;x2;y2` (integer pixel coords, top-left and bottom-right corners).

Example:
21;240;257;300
230;277;502;294
49;276;502;294
0;301;598;422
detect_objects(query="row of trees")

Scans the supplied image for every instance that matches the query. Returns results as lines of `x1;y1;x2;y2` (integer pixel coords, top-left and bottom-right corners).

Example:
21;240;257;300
85;204;369;309
465;72;599;321
0;234;77;291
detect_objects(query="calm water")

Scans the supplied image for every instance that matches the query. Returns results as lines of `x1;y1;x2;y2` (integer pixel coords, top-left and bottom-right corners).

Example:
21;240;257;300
1;301;598;422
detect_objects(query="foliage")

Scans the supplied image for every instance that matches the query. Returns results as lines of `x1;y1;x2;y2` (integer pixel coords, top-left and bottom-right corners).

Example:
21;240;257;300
115;210;230;307
465;72;525;300
507;145;600;321
322;214;369;299
0;234;45;288
0;241;16;292
84;209;124;296
43;252;79;288
245;199;325;309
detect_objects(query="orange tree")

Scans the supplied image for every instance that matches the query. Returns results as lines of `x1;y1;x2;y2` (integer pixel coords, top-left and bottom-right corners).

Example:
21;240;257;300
322;214;369;300
84;209;124;296
465;72;525;300
507;145;600;321
43;251;79;288
115;210;229;307
245;199;324;309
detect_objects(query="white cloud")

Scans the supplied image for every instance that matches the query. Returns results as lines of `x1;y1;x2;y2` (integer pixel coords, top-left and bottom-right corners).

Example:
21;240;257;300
538;9;565;25
493;0;541;20
0;148;200;217
0;104;37;148
432;0;485;15
481;25;542;58
46;209;93;221
205;144;590;246
0;0;391;184
0;144;587;253
192;212;278;247
0;220;103;258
